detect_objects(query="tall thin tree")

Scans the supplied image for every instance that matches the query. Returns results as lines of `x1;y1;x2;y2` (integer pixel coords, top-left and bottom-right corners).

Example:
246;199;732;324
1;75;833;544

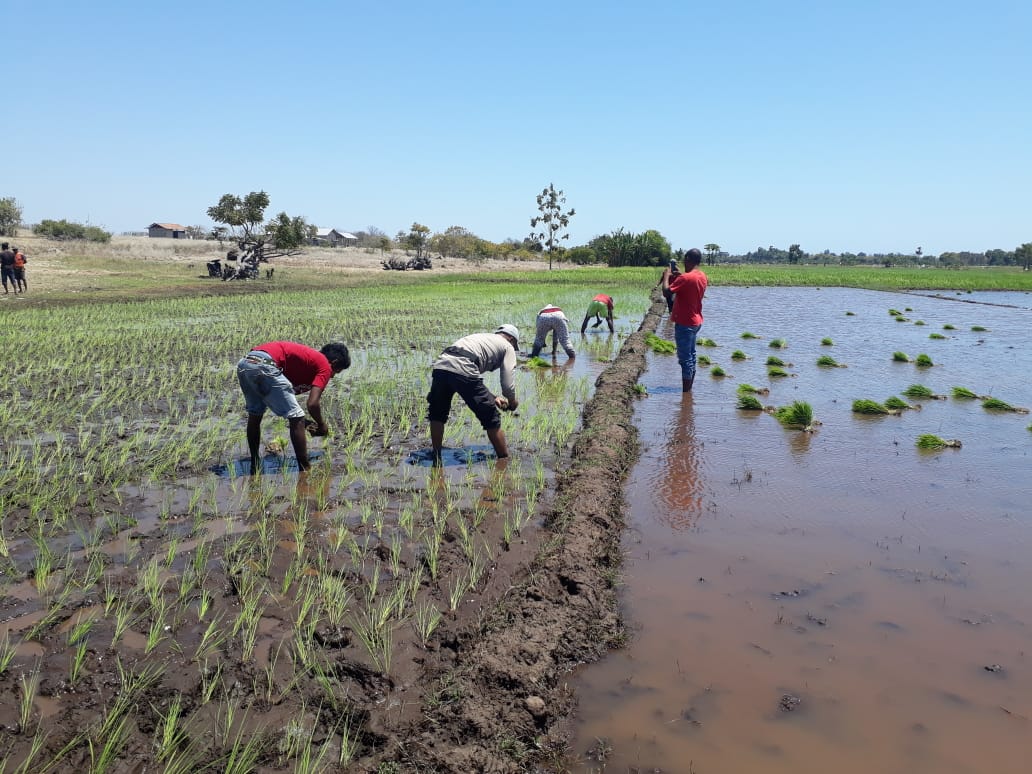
529;183;576;270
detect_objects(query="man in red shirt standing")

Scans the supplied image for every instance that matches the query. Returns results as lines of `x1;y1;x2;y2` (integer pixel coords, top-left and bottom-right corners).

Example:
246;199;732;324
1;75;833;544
237;341;351;473
662;248;708;392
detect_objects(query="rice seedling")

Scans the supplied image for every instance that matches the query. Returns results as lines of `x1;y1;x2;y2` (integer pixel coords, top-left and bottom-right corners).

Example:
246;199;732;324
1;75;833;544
699;338;718;347
982;397;1030;413
888;308;901;316
821;337;833;345
525;356;552;368
0;632;16;675
768;338;787;348
943;324;956;330
18;669;40;732
884;396;915;411
737;383;769;395
413;601;443;647
916;434;962;449
731;350;747;360
644;333;676;354
915;353;934;367
892;351;911;362
929;332;947;340
697;354;711;367
971;325;988;332
951;386;980;400
710;365;727;377
632;383;648;396
736;395;764;411
902;384;945;400
845;311;855;315
773;401;816;430
852;399;890;415
765;356;785;367
816;355;843;368
914;320;925;325
768;366;789;378
741;331;758;339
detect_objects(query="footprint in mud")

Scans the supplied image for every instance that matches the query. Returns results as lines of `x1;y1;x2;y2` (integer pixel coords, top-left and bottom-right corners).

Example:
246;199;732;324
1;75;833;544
210;450;325;477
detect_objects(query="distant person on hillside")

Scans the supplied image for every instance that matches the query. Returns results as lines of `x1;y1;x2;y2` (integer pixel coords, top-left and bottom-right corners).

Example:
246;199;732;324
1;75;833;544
428;325;520;463
662;248;708;392
530;304;576;360
0;243;14;294
12;248;26;293
237;341;351;474
581;293;615;333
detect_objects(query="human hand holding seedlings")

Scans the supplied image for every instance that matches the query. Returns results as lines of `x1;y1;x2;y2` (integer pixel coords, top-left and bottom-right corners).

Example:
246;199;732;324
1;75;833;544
495;396;510;411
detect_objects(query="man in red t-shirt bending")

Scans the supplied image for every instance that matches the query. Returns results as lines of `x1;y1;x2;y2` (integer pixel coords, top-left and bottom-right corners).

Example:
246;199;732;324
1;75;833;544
662;248;708;392
237;341;351;472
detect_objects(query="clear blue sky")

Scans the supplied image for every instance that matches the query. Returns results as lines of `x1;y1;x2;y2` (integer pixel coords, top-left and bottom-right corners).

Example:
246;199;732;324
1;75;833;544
9;0;1031;255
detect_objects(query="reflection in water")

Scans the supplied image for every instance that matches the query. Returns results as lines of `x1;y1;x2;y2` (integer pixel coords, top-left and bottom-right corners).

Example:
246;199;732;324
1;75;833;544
656;395;705;529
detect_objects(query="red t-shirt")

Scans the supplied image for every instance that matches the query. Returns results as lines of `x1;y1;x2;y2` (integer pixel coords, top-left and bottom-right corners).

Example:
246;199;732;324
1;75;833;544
255;341;333;394
669;270;707;326
593;293;614;311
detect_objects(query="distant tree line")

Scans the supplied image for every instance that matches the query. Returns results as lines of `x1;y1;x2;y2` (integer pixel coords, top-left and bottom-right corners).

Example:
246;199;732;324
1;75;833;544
34;219;112;243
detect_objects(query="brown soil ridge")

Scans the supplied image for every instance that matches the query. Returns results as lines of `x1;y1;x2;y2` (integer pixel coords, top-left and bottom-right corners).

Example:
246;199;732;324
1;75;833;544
391;290;668;772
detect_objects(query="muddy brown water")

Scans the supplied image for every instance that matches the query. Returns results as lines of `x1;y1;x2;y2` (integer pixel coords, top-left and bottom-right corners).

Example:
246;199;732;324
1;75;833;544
571;287;1032;774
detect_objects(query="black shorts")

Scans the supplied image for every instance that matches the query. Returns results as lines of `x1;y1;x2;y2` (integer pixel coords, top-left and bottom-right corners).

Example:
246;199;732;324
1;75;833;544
427;368;500;430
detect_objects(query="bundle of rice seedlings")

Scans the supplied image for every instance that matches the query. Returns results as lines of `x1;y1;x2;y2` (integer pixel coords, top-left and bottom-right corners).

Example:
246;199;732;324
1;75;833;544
741;331;759;339
892;351;911;362
644;333;676;354
951;386;979;400
982;397;1030;413
737;383;769;395
699;338;718;347
698;355;711;366
821;338;834;346
916;434;962;449
914;320;926;326
929;332;947;340
902;384;944;399
768;366;789;378
525;356;552;368
943;324;956;330
769;338;787;349
845;311;856;316
888;309;902;316
971;325;988;332
915;354;934;367
884;396;915;411
852;399;889;414
816;355;842;368
737;394;763;410
774;401;814;429
711;365;727;377
766;356;785;367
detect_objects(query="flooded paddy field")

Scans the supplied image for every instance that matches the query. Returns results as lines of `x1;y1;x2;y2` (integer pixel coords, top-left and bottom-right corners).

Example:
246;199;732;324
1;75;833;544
571;287;1032;773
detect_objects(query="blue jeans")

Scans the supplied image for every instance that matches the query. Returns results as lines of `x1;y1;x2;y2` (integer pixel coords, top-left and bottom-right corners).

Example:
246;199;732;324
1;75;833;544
673;323;702;381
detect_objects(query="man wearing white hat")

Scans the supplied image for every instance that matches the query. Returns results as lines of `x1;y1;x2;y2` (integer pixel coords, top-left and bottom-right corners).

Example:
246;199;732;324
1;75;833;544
428;325;521;462
529;304;576;360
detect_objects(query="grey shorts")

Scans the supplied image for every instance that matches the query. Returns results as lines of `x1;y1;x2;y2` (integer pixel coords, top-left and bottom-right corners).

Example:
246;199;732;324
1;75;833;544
237;351;305;419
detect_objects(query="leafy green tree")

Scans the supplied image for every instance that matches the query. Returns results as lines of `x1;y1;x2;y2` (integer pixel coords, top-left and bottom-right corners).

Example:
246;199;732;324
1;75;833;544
1016;242;1032;272
402;223;431;258
529;183;575;270
788;244;804;264
430;225;478;259
206;191;311;263
566;245;598;265
34;219;111;242
0;197;22;237
704;243;720;265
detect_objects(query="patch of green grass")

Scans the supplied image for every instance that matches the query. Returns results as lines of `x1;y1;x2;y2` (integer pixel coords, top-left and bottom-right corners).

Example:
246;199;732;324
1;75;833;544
852;399;889;414
643;333;675;354
916;434;961;449
731;350;747;360
765;356;785;367
816;355;841;368
525;356;552;368
892;351;911;362
820;337;834;346
915;353;934;367
737;394;763;410
768;338;787;349
929;332;947;340
774;401;814;429
951;386;979;400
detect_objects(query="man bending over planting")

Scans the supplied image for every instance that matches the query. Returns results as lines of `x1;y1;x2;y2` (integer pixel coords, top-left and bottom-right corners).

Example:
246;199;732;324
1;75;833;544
237;341;351;473
581;293;615;333
428;325;520;463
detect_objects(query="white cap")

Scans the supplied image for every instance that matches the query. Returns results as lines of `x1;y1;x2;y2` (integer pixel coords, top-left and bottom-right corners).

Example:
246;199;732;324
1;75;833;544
494;324;520;345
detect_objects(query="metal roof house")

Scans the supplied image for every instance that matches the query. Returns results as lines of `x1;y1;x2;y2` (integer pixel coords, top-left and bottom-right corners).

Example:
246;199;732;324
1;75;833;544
314;228;357;247
147;223;187;239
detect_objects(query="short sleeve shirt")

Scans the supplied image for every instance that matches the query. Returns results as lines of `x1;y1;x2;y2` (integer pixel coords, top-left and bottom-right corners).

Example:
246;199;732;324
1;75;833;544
254;341;334;394
669;270;708;327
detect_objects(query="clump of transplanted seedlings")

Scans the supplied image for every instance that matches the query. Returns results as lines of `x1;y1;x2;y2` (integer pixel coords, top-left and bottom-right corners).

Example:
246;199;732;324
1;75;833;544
888;309;902;316
943;324;956;330
902;384;946;400
766;356;786;367
768;338;787;349
816;355;844;368
698;354;711;367
915;353;934;367
737;383;769;396
741;331;759;339
951;386;981;400
914;320;926;326
916;434;962;450
892;351;911;363
894;315;909;322
821;337;834;346
774;401;816;431
525;356;552;368
929;332;947;340
731;350;748;360
845;311;855;316
699;338;718;347
852;399;898;415
644;333;676;354
737;394;764;411
632;383;648;396
971;325;988;332
884;395;917;411
982;397;1030;414
710;365;727;377
768;366;789;378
